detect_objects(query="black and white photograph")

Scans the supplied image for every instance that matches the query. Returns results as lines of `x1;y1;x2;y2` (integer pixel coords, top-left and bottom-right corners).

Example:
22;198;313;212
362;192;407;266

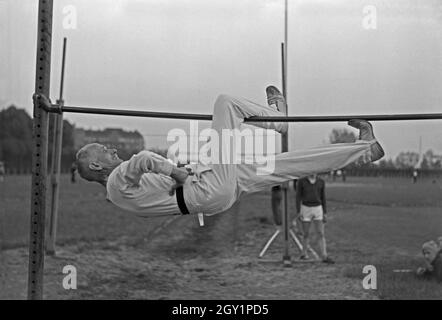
1;0;442;304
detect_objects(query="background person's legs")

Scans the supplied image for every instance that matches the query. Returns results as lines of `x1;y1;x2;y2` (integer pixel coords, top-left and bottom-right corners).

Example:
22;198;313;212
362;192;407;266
271;186;283;226
301;221;311;258
312;220;327;259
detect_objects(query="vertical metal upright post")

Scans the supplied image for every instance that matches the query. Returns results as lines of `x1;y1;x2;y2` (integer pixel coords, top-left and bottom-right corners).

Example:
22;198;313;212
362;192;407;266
47;38;67;256
47;113;63;255
281;42;290;265
283;0;288;91
28;0;53;300
281;0;291;266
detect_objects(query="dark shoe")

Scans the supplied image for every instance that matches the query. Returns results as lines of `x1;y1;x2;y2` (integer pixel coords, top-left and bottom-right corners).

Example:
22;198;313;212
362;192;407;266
347;119;385;162
347;119;375;141
266;85;286;114
369;142;385;162
322;256;335;264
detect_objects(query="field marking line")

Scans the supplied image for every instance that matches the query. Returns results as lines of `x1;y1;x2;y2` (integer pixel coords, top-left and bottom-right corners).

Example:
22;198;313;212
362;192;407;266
393;269;413;273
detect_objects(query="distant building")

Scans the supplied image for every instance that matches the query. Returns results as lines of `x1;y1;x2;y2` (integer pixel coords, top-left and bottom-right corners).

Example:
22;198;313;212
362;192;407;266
74;128;145;159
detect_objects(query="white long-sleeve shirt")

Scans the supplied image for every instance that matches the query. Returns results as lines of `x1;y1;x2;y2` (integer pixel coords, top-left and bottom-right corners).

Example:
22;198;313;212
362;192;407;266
106;151;222;217
106;151;182;216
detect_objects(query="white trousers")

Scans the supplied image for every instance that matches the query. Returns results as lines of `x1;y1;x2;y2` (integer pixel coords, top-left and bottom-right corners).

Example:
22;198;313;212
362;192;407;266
186;94;374;215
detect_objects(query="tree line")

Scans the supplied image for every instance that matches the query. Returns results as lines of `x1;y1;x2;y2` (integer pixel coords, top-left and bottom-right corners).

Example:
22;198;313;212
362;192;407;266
0;105;76;174
1;106;441;177
329;128;442;179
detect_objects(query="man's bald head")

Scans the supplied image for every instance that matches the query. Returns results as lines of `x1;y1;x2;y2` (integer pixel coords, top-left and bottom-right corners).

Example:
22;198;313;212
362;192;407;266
76;143;123;184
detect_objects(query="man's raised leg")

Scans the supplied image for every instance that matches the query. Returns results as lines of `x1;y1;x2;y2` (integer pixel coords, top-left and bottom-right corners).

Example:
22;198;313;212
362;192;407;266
208;94;288;195
237;120;384;195
211;94;287;134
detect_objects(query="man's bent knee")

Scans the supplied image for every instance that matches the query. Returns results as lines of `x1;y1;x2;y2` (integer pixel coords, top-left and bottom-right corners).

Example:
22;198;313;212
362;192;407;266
206;184;236;212
214;94;236;112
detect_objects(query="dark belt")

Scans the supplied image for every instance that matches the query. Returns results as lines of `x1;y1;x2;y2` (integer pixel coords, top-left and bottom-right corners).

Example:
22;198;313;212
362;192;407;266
176;186;190;215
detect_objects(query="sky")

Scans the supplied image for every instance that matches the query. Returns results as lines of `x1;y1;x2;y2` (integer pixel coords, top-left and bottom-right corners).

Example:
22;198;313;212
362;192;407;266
1;0;442;159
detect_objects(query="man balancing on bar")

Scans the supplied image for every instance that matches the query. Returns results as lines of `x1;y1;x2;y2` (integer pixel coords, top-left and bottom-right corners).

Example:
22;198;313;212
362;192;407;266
65;86;384;217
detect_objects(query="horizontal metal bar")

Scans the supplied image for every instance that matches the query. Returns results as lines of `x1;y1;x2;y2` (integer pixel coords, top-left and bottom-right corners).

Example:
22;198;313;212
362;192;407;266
61;105;212;120
251;113;442;122
54;104;442;122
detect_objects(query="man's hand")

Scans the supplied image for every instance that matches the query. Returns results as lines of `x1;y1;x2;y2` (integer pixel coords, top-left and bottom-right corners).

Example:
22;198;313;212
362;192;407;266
33;93;52;110
169;167;189;196
323;214;327;223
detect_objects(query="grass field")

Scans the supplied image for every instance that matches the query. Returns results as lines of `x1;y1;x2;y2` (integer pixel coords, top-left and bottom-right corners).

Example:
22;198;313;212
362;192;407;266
1;174;441;299
0;175;168;249
325;178;442;299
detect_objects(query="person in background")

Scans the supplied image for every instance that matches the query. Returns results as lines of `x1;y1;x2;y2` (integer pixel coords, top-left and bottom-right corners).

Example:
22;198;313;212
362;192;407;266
296;174;334;264
416;240;442;282
70;162;77;183
412;169;418;184
341;169;346;182
331;170;336;182
0;161;5;182
271;185;283;226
